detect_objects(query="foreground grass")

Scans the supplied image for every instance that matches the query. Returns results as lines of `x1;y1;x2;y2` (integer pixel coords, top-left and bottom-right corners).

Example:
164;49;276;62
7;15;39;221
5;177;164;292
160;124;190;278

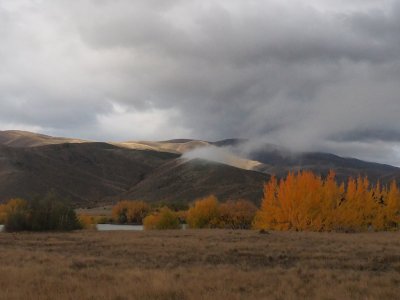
0;230;399;300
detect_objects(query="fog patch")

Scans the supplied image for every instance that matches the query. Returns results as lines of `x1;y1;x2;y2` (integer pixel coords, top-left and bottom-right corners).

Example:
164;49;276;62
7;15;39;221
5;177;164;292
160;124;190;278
182;146;262;170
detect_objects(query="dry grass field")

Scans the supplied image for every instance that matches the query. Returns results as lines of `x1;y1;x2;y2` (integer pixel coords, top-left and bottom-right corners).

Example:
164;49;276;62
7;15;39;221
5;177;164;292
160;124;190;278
0;230;400;300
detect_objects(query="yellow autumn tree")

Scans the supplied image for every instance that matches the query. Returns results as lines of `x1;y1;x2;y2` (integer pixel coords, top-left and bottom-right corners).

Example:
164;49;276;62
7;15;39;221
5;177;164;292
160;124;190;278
253;175;279;229
255;171;329;231
143;207;181;230
0;203;6;224
384;181;400;229
254;171;400;232
112;200;151;224
187;195;220;228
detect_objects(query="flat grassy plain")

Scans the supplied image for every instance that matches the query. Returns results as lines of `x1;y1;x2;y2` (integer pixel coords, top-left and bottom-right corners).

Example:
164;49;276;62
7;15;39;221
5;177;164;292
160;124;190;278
0;230;399;300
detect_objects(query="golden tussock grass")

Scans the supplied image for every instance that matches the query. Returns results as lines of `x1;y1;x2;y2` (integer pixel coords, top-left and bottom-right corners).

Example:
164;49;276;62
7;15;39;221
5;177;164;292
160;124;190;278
0;230;399;299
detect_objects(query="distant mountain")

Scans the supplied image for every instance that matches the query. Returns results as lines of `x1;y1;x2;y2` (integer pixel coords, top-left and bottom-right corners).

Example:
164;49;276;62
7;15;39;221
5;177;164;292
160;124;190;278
0;141;268;206
116;140;210;154
249;147;400;185
0;130;87;147
123;158;269;205
210;138;248;147
1;130;400;207
0;143;178;205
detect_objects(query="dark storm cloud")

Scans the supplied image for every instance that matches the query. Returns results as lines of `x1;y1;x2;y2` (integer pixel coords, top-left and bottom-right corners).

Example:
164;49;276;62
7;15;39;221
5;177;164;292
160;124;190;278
0;0;400;165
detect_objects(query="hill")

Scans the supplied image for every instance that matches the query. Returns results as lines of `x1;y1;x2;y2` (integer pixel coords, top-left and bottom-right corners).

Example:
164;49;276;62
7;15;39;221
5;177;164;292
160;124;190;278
0;143;178;206
123;158;269;205
249;147;400;185
1;130;400;207
0;142;268;206
0;130;87;147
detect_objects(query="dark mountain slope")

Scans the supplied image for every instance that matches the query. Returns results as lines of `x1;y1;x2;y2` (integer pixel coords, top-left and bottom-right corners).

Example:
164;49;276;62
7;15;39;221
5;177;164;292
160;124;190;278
0;143;269;206
1;130;400;207
0;143;179;205
251;149;400;184
123;158;269;205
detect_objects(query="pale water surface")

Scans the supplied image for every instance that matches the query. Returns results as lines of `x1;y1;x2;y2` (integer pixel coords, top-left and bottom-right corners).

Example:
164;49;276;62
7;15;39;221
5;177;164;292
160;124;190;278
96;224;187;231
0;224;185;232
96;224;144;231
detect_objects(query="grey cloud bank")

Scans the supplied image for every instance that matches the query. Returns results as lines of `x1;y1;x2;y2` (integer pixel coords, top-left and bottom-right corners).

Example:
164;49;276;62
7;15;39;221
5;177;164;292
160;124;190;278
0;0;400;165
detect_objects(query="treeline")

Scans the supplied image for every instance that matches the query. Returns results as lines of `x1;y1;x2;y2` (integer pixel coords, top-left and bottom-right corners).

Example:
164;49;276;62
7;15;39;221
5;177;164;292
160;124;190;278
108;171;400;231
109;197;257;230
254;171;400;231
0;194;81;232
2;171;400;232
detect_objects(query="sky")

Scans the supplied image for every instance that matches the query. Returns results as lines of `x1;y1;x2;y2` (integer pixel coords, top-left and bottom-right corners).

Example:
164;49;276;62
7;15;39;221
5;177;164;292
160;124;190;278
0;0;400;165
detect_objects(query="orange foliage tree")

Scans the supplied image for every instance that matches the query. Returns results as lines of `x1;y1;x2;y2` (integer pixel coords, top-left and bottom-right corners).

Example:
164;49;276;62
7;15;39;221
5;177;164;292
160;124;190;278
219;200;257;229
112;200;151;224
187;196;220;228
187;196;257;229
143;207;181;230
254;171;400;231
0;203;6;224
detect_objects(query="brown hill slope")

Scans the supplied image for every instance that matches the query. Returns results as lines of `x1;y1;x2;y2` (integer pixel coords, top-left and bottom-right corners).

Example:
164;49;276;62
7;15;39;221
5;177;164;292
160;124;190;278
0;130;87;147
123;158;269;205
0;143;269;206
0;143;178;206
1;131;400;207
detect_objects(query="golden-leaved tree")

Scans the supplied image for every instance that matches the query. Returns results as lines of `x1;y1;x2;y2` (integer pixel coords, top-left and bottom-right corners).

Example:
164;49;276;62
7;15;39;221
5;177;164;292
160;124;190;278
254;171;400;231
186;196;220;228
0;203;6;224
112;200;151;224
143;207;181;230
187;196;258;229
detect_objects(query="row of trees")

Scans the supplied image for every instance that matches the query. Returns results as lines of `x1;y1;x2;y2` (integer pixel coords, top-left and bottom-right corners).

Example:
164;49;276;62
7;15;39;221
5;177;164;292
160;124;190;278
108;172;400;231
186;196;257;229
110;196;258;230
0;194;81;232
111;200;151;224
2;171;399;232
254;171;400;231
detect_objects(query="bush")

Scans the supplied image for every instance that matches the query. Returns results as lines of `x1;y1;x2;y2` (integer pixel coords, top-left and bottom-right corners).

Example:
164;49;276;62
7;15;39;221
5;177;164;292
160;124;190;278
218;200;257;229
78;215;110;228
187;196;220;228
0;203;8;224
3;199;30;231
152;200;189;211
2;194;82;232
112;200;151;224
29;194;81;231
143;207;181;230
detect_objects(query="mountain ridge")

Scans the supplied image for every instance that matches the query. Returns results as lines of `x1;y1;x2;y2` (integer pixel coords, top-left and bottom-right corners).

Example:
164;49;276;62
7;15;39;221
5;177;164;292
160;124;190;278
1;130;400;207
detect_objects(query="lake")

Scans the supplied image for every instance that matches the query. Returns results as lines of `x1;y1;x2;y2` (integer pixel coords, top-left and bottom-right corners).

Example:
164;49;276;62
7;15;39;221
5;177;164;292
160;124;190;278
96;224;144;231
0;224;186;232
96;224;187;231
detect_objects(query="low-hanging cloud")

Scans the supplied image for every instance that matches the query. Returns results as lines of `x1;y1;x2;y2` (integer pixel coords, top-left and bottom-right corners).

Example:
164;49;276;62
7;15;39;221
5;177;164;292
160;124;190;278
182;145;262;170
0;0;400;165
